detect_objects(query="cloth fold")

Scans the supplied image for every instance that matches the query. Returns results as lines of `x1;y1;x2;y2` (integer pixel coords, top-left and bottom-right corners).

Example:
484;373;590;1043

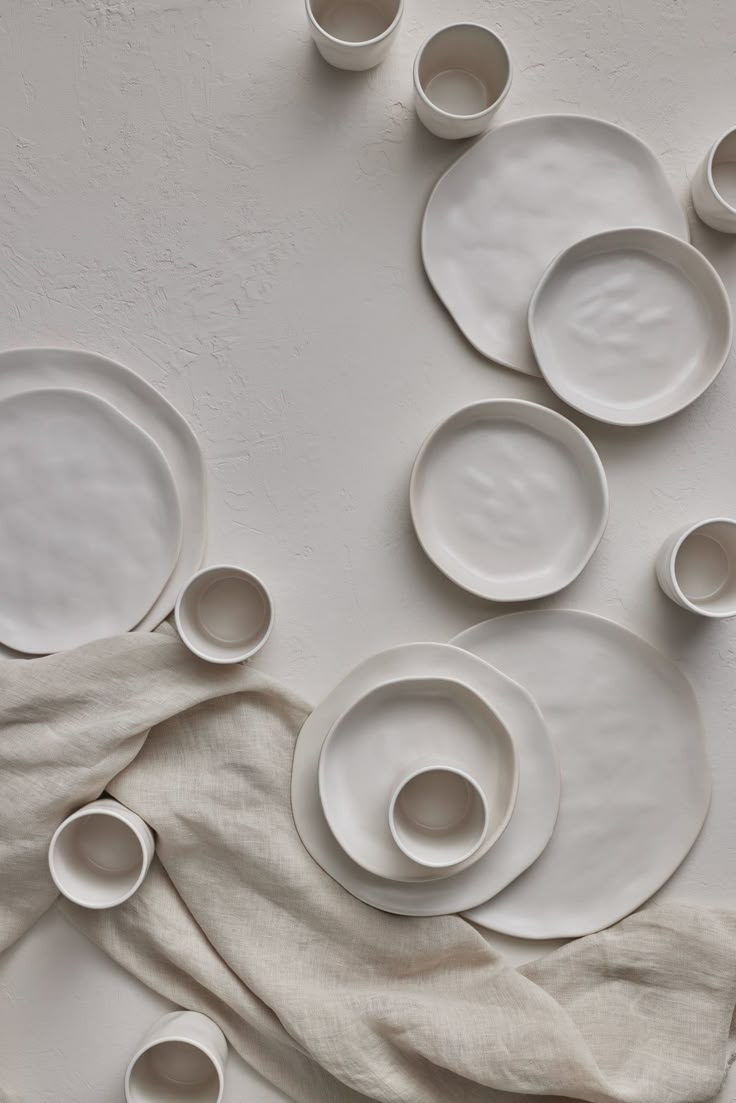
1;628;734;1103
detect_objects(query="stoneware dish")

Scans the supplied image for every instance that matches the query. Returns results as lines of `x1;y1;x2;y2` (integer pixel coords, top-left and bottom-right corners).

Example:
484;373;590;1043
529;228;733;426
0;347;207;659
422;114;689;374
692;126;736;233
176;565;274;664
656;518;736;618
0;387;182;655
454;610;710;938
410;399;608;602
389;765;489;869
413;23;512;140
305;0;403;70
125;1011;228;1103
291;643;560;916
48;798;155;910
317;675;519;881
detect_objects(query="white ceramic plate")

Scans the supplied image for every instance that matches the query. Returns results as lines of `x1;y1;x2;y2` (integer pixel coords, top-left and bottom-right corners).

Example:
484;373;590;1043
529;228;733;426
422;114;688;375
291;643;560;916
0;388;182;654
318;676;519;882
410;400;608;602
453;611;710;938
0;348;206;657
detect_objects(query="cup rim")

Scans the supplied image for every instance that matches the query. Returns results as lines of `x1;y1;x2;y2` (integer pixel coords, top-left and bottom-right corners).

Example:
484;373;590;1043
48;803;150;909
665;517;736;618
174;564;274;664
706;126;736;215
305;0;404;49
125;1035;225;1103
413;22;512;123
388;764;490;869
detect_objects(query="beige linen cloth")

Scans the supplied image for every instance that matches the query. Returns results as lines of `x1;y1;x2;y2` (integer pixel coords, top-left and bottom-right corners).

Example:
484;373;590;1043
2;628;735;1103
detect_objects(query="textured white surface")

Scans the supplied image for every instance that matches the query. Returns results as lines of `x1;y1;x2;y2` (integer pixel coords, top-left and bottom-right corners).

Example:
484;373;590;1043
1;0;736;1099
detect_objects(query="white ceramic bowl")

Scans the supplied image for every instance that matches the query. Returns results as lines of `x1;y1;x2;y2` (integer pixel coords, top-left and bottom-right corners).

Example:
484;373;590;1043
175;565;274;664
125;1011;228;1103
656;518;736;618
48;798;155;909
305;0;403;71
388;765;489;868
413;23;512;140
692;126;736;233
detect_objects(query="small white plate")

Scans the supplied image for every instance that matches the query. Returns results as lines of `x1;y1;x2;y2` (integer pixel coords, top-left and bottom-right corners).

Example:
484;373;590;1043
410;400;608;602
0;388;182;654
529;228;733;426
318;676;519;882
291;643;560;917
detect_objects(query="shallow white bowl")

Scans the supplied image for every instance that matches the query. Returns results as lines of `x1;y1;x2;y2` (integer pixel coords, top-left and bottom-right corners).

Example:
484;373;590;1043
388;764;489;869
175;565;274;664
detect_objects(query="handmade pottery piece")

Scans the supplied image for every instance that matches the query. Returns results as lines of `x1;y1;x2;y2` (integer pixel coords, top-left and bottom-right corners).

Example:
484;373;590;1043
692;126;736;233
0;388;182;654
529;228;733;426
175;565;274;663
422;115;688;374
125;1011;228;1103
317;675;518;880
48;798;155;910
413;23;512;140
0;348;206;655
453;611;710;938
656;518;736;618
305;0;403;70
410;400;608;602
389;765;489;869
291;643;560;915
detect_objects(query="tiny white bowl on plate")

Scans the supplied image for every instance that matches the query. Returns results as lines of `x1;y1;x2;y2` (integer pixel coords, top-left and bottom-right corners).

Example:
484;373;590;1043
318;675;519;882
389;764;489;869
175;565;274;664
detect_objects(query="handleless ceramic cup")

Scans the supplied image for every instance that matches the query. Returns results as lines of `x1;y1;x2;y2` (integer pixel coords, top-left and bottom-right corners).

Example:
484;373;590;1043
413;23;512;140
656;518;736;618
48;798;155;909
388;765;490;868
305;0;403;71
125;1011;228;1103
692;127;736;233
175;564;274;664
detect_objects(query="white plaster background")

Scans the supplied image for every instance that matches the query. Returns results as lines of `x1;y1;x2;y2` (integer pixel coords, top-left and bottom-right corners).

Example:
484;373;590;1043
1;0;736;1099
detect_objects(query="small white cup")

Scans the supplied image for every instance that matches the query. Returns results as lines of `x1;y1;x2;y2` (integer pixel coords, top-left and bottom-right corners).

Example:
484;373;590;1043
125;1011;228;1103
175;565;274;664
413;23;512;140
388;765;489;869
692;127;736;234
305;0;403;71
48;798;155;909
656;518;736;618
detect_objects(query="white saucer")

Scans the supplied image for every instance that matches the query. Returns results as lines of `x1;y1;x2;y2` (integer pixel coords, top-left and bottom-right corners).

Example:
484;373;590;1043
291;643;560;916
410;400;608;602
422;114;688;375
318;676;519;882
529;228;733;426
453;611;710;938
0;388;182;654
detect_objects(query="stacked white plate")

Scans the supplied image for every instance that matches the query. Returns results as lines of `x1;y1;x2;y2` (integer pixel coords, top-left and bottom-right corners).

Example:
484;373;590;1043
0;348;206;657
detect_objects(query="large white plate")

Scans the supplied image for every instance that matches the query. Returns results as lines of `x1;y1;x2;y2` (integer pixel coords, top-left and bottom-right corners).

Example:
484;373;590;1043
0;348;206;656
453;611;711;938
422;114;688;376
291;643;560;916
528;228;733;426
0;389;182;654
410;400;608;602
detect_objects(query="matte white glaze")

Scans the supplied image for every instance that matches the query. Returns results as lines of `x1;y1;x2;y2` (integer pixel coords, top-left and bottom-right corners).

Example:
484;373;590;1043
305;0;403;70
125;1011;228;1103
692;127;736;233
656;518;736;618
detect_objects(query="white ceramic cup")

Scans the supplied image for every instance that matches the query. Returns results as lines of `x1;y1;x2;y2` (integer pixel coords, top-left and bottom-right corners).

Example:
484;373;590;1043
175;564;274;664
656;518;736;618
692;127;736;233
48;798;155;909
125;1011;228;1103
388;765;489;868
413;23;512;140
305;0;403;71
